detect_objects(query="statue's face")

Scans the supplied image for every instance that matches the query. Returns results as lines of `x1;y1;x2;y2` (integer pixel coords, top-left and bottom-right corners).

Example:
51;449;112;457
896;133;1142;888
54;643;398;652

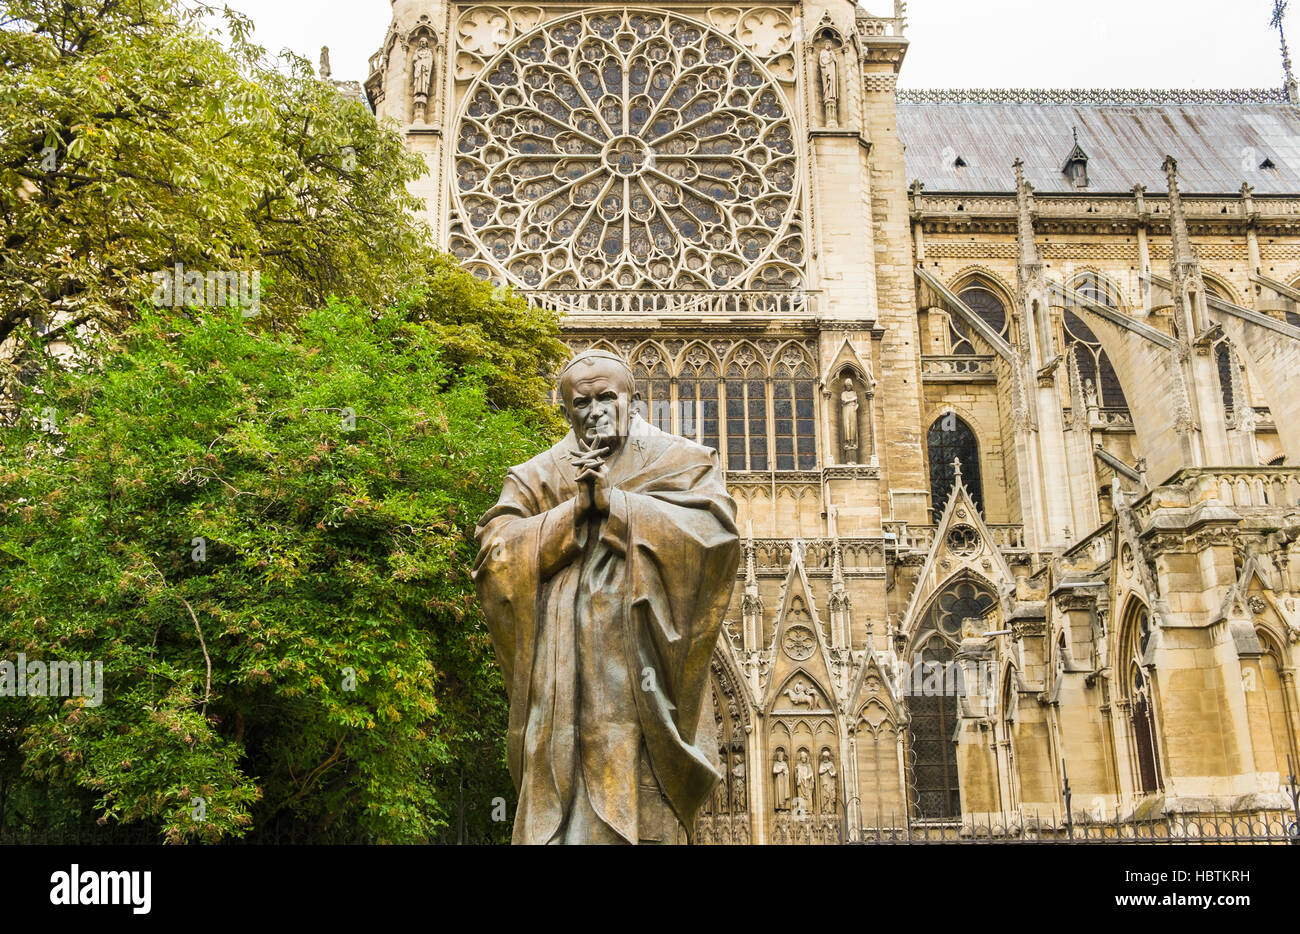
776;749;785;761
843;378;853;390
560;358;637;453
798;750;808;763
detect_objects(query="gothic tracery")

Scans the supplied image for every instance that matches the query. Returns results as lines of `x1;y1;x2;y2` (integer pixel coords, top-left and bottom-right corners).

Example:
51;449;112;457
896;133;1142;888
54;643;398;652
450;9;805;290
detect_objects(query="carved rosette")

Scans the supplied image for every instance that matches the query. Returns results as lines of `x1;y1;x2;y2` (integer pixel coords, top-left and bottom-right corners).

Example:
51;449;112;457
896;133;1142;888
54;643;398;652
449;8;805;290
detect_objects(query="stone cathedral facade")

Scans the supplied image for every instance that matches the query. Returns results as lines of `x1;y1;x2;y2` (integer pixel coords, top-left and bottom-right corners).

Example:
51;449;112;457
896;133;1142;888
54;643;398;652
364;1;1300;842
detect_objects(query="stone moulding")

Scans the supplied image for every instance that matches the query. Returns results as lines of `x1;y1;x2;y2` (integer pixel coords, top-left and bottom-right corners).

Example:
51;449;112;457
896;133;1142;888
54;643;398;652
896;88;1290;106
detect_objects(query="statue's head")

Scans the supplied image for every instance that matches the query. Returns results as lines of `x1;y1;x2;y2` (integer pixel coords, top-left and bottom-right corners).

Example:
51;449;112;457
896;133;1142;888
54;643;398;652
843;377;853;391
558;350;640;454
798;749;809;762
820;748;831;761
775;747;786;761
419;37;430;49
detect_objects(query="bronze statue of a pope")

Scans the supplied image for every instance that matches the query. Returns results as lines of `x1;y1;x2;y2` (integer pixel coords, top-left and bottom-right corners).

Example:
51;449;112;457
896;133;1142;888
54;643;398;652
474;350;740;844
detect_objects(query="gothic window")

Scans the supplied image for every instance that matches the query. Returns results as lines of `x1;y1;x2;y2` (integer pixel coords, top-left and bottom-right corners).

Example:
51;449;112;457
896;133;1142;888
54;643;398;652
677;347;721;452
633;348;673;432
1000;671;1019;812
1063;309;1129;410
1121;600;1161;795
906;578;996;820
927;414;983;519
566;340;817;470
448;10;805;291
772;347;816;471
726;347;767;471
1072;271;1121;309
1254;634;1299;785
949;284;1011;354
1212;336;1240;421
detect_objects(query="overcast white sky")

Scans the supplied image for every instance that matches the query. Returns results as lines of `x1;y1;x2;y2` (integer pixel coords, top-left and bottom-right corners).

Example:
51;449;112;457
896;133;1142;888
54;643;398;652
217;0;1293;90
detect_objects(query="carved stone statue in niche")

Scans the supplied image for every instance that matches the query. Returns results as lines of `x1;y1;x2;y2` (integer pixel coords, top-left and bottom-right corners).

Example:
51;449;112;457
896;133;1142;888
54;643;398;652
772;747;791;810
818;748;838;814
731;758;747;811
711;748;729;815
840;377;859;463
411;37;435;123
818;46;840;128
794;748;814;812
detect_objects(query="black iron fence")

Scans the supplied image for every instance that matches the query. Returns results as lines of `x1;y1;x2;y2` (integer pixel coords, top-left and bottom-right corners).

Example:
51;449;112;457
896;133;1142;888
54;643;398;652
849;809;1300;844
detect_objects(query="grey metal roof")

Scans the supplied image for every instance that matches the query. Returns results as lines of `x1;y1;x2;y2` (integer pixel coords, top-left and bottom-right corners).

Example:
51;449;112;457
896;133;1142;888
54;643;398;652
897;97;1300;194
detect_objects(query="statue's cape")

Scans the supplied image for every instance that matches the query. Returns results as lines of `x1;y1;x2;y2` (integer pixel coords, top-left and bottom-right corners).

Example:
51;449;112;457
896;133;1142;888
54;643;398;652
473;417;739;842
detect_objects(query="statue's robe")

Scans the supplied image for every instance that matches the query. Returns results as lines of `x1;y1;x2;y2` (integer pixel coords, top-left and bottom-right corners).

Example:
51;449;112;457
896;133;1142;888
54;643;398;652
473;416;739;844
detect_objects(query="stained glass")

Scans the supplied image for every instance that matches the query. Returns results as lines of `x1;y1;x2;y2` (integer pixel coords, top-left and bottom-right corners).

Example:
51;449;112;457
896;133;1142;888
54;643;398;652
927;415;983;518
450;10;804;290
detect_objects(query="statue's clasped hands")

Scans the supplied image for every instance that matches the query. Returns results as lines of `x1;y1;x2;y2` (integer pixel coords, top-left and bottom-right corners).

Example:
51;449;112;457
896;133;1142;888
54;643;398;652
571;440;611;520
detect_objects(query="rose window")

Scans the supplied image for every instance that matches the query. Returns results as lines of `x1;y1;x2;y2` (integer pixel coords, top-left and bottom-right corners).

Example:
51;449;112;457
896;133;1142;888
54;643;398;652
450;10;805;291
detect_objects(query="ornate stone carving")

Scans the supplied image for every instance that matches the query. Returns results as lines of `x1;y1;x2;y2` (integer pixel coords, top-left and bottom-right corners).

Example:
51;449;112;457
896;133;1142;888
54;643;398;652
818;46;840;127
794;748;814;811
736;8;792;56
839;377;859;462
818;748;838;814
451;10;805;290
771;747;791;810
411;37;436;123
458;6;510;55
731;758;747;810
784;680;820;707
897;88;1290;105
946;524;980;557
783;625;816;660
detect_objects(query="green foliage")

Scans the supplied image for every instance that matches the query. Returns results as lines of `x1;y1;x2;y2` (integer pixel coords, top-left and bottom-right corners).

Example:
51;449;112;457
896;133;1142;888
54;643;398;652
0;0;431;393
0;286;566;843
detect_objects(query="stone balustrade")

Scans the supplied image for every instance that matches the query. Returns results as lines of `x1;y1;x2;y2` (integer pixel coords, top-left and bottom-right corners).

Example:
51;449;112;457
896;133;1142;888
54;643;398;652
921;355;996;380
523;289;819;318
1132;467;1300;521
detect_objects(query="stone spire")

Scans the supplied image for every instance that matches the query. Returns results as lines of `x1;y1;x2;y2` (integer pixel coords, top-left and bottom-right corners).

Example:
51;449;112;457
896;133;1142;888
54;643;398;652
1161;156;1201;452
1014;159;1042;277
1273;0;1300;103
1164;156;1197;273
741;520;763;649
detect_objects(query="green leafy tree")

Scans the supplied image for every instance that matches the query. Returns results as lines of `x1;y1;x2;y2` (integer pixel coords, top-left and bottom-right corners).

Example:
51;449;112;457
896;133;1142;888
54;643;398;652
0;277;566;843
0;0;430;395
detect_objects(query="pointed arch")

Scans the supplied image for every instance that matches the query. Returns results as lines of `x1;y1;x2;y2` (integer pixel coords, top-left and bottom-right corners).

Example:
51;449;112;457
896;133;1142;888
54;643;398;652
1070;269;1128;312
630;340;672;431
1249;626;1299;785
951;274;1015;350
675;341;721;452
771;342;817;471
999;661;1022;811
1199;271;1240;306
1118;597;1162;795
1063;307;1131;411
902;574;997;821
1212;333;1242;421
723;340;769;378
926;412;984;518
